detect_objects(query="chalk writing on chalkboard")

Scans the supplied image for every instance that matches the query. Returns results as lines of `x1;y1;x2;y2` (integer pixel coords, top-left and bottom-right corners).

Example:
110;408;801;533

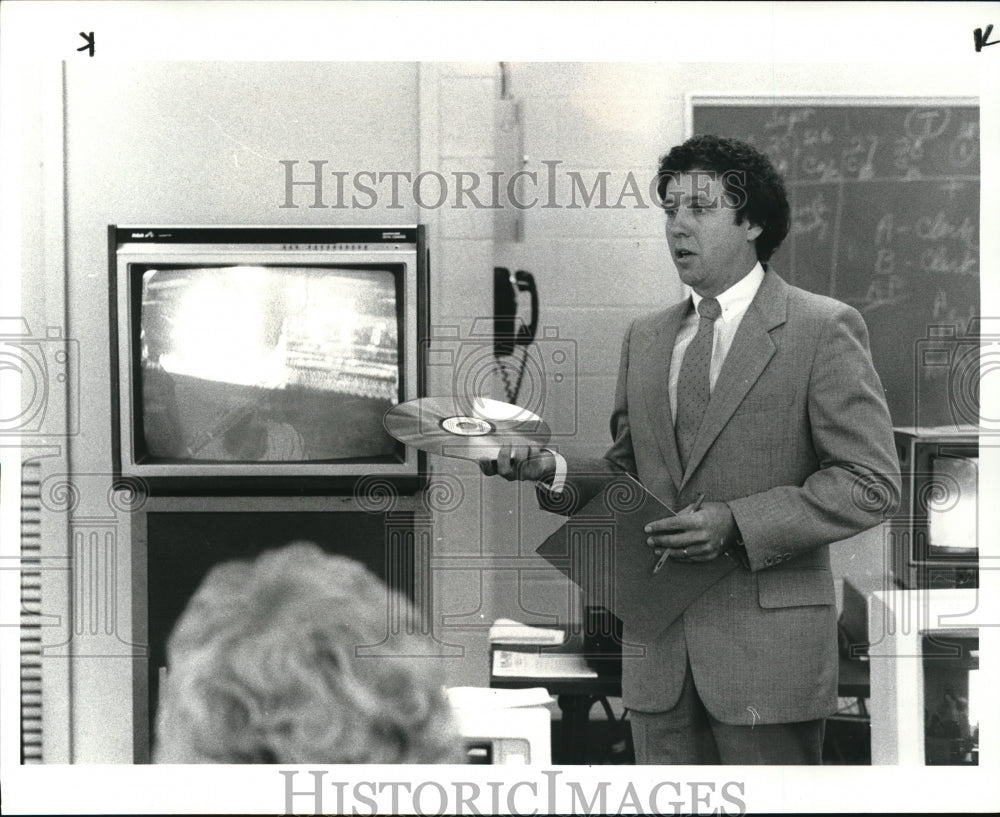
691;100;979;426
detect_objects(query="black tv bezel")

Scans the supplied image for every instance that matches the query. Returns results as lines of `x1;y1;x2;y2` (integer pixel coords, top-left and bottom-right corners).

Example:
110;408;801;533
109;225;429;497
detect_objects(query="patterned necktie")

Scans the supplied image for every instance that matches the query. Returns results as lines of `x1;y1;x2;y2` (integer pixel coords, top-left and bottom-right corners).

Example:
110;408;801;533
674;297;722;471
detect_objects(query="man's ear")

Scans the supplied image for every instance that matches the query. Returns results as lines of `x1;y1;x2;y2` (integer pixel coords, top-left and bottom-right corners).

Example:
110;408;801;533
745;221;764;243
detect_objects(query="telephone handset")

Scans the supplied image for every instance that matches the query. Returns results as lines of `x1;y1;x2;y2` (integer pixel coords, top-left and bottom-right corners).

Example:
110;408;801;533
493;267;538;357
493;267;538;404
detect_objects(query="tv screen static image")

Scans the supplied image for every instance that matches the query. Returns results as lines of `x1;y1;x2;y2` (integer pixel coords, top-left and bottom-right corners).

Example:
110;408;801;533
139;265;402;464
927;455;978;555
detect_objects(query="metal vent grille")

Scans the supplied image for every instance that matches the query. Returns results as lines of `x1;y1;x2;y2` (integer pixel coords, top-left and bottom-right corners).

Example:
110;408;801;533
20;461;43;763
279;242;383;251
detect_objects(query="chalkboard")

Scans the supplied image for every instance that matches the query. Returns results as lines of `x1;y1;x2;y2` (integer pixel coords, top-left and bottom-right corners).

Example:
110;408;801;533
690;98;980;427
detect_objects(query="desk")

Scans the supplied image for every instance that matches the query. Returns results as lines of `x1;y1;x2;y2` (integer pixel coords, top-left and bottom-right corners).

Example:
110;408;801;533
825;656;873;764
838;655;871;701
491;635;871;765
489;631;621;765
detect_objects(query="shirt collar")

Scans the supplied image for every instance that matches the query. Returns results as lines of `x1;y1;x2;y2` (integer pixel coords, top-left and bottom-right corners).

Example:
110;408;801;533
690;262;765;322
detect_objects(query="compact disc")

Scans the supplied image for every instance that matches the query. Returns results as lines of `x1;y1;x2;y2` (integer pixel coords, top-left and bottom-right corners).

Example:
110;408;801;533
384;396;550;461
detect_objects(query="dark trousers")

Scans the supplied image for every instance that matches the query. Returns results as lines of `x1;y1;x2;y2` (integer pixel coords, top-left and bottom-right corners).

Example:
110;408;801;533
629;662;825;765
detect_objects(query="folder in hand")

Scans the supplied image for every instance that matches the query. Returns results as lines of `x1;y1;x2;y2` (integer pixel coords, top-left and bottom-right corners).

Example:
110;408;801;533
535;475;739;642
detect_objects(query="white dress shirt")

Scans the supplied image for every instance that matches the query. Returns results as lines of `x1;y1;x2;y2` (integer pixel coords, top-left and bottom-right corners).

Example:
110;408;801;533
547;262;765;492
667;262;765;420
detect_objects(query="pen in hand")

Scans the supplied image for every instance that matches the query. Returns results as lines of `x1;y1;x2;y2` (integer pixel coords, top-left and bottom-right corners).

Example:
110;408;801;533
652;493;705;575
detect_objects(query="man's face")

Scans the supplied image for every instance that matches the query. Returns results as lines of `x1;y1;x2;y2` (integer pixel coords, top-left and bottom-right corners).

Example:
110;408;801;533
662;170;762;298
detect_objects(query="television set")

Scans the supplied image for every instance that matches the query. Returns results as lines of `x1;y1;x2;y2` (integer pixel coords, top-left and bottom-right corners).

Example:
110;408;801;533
889;427;979;590
109;226;428;495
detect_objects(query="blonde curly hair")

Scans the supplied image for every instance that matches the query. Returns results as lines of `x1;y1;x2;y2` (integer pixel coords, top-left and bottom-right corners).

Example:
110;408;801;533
154;541;462;764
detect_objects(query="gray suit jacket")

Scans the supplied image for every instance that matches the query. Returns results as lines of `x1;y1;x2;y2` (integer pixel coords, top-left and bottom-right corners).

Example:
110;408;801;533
553;269;900;722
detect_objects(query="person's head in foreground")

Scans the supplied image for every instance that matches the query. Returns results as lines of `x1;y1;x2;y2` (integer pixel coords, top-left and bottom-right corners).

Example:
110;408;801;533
154;541;462;763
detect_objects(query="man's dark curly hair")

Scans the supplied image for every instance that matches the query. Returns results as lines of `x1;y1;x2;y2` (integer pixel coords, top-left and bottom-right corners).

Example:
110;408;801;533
655;134;791;262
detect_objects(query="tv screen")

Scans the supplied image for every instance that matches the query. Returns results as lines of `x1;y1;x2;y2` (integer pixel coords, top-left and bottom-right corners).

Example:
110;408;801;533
890;429;979;589
111;226;427;494
139;264;402;463
927;455;978;555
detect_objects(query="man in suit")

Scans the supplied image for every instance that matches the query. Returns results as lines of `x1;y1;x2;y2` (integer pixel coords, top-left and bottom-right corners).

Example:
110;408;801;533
481;134;900;764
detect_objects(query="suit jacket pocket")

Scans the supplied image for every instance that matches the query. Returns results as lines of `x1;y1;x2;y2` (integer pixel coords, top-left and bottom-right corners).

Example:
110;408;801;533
757;568;836;609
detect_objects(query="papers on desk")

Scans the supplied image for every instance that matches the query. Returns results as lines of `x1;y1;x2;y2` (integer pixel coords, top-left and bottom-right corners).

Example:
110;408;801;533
488;618;566;646
492;649;598;680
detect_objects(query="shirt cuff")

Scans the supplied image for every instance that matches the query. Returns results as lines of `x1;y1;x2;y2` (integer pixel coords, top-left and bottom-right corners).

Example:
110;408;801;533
542;450;567;494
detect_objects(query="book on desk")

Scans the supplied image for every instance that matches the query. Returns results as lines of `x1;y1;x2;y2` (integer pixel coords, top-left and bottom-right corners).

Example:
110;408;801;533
489;611;625;680
492;647;599;680
489;619;599;681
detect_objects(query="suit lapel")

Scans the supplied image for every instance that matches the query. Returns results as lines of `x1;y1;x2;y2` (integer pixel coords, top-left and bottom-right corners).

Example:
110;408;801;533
639;302;688;491
680;269;789;489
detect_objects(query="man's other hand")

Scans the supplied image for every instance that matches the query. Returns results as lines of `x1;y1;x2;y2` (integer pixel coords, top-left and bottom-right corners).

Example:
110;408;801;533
644;501;737;562
479;444;556;483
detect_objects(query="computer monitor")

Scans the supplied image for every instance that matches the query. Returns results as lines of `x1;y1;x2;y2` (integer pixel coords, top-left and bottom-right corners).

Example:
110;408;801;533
890;428;979;589
447;688;552;765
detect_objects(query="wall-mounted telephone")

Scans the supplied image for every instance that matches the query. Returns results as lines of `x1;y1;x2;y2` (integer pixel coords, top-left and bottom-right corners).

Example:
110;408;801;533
493;267;537;357
493;267;538;404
